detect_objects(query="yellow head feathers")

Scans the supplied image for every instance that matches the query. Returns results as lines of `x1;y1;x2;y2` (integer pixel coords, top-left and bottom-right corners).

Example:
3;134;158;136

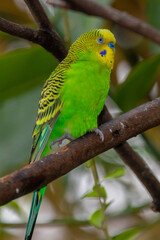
68;29;116;69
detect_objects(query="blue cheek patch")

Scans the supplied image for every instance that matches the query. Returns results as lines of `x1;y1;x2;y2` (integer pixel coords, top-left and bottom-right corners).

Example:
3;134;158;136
100;49;107;57
108;42;115;49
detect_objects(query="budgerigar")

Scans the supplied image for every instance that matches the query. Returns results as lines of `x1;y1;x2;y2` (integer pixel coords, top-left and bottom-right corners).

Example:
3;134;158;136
25;29;116;240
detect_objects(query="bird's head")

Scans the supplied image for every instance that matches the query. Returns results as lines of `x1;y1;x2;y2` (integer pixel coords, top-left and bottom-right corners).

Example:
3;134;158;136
68;29;116;70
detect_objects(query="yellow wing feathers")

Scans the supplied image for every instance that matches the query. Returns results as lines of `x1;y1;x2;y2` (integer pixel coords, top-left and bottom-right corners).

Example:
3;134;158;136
36;80;63;125
32;64;68;138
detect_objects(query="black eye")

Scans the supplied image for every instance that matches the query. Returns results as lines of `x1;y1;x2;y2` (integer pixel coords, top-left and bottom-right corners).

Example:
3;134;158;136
97;37;104;44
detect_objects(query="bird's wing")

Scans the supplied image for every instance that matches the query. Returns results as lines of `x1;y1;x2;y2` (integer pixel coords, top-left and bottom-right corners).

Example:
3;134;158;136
30;64;67;163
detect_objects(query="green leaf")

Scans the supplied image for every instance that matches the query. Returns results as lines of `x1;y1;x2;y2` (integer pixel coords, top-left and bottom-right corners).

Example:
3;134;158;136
82;186;107;199
103;168;125;180
0;46;57;103
111;54;160;111
90;209;103;228
112;227;141;240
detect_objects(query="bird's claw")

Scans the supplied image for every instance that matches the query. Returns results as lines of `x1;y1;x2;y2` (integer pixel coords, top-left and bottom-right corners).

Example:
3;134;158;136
50;134;76;149
93;128;104;142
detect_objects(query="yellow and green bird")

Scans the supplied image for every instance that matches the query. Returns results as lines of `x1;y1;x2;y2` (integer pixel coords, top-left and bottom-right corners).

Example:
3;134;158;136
25;29;116;239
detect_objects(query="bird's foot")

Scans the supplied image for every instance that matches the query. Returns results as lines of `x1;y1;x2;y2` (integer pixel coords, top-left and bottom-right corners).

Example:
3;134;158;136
93;128;104;142
50;134;76;149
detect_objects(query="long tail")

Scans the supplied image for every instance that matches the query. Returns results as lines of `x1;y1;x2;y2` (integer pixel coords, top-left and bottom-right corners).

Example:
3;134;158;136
24;186;47;240
25;119;61;239
25;123;53;239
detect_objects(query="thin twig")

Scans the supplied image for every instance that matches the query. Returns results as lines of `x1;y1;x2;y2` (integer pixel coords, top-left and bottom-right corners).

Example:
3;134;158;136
47;0;71;10
62;9;71;47
0;97;160;209
0;219;89;228
90;159;111;240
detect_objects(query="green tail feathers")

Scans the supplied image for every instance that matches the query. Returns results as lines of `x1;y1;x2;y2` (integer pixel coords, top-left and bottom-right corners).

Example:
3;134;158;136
25;122;59;239
25;186;47;240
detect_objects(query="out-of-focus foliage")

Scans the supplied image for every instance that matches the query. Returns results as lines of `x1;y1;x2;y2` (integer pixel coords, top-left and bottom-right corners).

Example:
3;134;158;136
0;47;57;175
111;54;160;111
0;0;160;240
0;47;57;103
147;0;160;54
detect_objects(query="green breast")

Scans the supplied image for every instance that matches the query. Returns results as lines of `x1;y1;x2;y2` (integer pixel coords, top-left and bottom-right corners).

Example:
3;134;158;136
53;52;110;138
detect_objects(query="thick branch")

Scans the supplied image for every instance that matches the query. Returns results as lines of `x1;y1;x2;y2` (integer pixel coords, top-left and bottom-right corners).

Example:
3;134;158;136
48;0;160;45
0;98;160;208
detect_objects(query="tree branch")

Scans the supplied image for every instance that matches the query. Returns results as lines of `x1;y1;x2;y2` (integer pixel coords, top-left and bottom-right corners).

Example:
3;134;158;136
48;0;160;45
0;2;68;61
0;97;160;210
47;1;71;10
99;106;160;212
23;0;68;60
0;17;39;43
1;0;160;213
24;0;53;29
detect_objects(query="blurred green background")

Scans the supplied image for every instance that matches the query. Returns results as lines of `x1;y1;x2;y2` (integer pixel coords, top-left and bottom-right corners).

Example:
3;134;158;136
0;0;160;239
